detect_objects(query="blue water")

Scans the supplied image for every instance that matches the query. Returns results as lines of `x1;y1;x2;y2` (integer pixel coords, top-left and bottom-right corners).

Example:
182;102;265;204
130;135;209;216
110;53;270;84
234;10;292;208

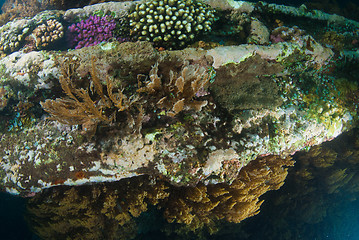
0;0;4;13
0;193;35;239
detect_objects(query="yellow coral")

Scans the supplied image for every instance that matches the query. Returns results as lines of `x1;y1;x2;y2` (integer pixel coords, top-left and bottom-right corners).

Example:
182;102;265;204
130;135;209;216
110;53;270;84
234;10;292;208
160;155;294;232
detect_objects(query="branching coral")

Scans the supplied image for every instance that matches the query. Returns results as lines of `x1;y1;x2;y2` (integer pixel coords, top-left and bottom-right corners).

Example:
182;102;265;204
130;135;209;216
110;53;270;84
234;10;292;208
127;0;216;49
139;62;213;116
40;56;139;133
67;15;117;49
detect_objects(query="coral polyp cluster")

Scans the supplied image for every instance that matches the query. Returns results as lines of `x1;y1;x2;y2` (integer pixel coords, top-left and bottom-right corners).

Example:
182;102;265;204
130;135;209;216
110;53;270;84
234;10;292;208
68;15;117;49
0;25;27;54
128;0;216;49
31;19;64;49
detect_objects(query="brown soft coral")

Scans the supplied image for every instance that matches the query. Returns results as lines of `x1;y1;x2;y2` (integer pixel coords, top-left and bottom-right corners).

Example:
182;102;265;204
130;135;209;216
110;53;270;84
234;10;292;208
139;62;212;116
40;56;139;134
26;175;169;240
26;155;294;239
161;155;294;231
320;31;345;51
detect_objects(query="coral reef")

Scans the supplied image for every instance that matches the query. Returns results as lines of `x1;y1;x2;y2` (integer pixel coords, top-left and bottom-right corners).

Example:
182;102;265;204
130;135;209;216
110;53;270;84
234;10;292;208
0;37;357;194
0;3;356;239
0;0;357;197
67;14;117;49
127;0;216;49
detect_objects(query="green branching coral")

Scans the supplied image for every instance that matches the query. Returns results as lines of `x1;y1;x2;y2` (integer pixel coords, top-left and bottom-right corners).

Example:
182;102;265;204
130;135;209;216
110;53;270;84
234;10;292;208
128;0;216;49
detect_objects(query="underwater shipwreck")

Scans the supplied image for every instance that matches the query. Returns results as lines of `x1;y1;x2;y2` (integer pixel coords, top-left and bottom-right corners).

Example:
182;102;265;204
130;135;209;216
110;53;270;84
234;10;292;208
0;0;358;239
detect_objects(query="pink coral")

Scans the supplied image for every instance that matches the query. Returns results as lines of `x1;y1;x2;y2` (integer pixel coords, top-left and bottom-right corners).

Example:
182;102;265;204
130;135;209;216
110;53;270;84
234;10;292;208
67;15;117;49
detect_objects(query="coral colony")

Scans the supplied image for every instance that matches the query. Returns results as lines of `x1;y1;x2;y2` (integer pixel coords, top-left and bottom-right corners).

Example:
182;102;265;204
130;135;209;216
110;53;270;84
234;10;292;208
68;15;117;49
128;0;216;48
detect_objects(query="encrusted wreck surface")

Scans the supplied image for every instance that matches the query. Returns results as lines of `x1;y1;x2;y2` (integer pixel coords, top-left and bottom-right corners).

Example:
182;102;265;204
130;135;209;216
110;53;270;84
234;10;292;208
0;0;358;197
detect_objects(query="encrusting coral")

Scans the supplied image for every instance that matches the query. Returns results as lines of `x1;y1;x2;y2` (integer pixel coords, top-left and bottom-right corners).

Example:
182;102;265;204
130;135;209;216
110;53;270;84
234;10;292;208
270;25;306;43
0;24;28;54
25;155;294;239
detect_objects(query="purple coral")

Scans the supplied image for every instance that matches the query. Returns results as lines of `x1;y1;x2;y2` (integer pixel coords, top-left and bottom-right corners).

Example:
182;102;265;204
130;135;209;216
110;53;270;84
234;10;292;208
67;15;117;49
